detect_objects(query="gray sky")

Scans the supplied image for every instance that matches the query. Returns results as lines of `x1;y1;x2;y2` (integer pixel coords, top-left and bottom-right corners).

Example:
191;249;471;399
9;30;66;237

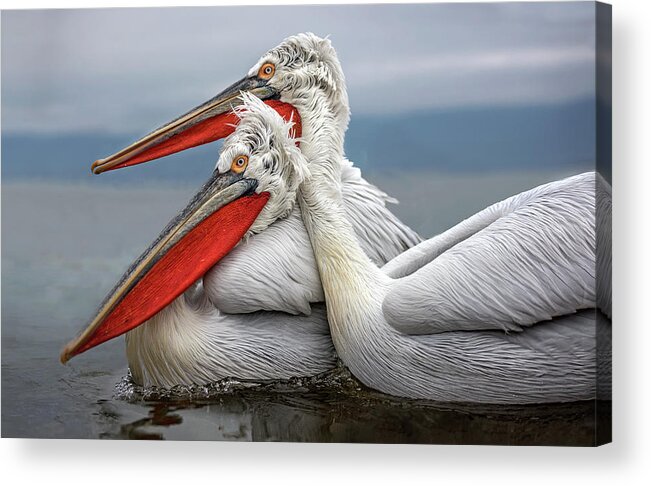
1;2;596;134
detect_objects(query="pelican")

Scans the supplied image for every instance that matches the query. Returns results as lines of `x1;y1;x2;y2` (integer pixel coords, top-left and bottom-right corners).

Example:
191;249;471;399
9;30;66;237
224;94;611;404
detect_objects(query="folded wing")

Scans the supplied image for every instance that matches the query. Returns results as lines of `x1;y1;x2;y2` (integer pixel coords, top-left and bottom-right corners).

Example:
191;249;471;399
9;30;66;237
382;172;610;335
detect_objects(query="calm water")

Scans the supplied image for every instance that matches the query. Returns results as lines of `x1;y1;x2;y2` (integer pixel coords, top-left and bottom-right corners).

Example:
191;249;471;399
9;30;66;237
1;173;610;443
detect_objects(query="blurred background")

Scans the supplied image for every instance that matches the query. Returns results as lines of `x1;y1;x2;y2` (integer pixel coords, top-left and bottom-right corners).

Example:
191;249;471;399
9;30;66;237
1;2;601;439
2;3;596;182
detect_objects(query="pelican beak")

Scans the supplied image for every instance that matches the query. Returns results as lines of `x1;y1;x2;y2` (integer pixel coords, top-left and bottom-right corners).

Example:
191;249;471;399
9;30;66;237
60;172;269;363
90;78;296;174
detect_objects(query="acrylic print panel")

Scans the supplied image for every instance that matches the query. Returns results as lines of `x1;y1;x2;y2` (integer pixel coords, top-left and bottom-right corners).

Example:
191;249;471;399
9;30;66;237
1;1;611;444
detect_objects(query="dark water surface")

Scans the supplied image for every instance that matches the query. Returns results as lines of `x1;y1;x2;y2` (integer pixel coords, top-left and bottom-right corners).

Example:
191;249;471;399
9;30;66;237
1;176;609;444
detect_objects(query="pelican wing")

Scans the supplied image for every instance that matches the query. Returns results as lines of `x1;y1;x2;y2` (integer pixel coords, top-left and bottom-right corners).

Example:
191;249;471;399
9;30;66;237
204;158;421;316
382;172;610;335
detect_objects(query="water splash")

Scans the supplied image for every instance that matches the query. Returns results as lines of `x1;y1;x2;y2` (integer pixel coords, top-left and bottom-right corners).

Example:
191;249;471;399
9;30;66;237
113;361;364;403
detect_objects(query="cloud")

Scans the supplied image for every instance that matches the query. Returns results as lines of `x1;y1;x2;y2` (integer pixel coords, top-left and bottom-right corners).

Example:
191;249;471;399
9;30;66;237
346;46;595;113
1;3;596;134
352;47;594;81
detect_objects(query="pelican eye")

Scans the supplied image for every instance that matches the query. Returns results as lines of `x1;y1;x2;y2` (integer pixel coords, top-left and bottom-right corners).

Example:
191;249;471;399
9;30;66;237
231;155;249;174
258;62;275;80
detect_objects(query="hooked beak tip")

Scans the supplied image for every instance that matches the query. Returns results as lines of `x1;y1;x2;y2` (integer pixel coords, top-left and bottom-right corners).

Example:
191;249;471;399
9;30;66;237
60;340;81;364
60;349;72;365
91;160;105;175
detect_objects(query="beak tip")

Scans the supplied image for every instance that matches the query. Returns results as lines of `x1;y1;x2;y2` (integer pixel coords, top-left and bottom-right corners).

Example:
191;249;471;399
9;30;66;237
91;160;104;175
59;345;74;364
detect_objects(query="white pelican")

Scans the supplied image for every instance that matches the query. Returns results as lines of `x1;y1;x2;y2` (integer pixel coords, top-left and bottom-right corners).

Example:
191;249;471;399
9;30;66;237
223;94;611;404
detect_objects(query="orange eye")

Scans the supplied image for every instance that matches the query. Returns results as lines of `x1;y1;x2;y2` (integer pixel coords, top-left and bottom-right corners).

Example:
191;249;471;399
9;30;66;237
231;155;249;173
258;62;275;80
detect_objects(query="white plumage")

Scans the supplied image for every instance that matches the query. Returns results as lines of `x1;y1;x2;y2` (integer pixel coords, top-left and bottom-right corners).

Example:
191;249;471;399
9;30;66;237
225;90;611;404
126;298;335;388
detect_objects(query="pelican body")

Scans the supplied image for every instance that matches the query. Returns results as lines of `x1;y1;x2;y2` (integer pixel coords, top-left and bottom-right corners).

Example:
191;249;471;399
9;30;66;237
299;167;611;403
218;95;611;403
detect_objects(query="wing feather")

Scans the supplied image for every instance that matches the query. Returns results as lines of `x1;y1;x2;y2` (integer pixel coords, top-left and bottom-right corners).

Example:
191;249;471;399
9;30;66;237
383;172;609;334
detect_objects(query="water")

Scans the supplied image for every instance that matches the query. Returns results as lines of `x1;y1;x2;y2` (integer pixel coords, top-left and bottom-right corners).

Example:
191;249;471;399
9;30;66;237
1;173;610;443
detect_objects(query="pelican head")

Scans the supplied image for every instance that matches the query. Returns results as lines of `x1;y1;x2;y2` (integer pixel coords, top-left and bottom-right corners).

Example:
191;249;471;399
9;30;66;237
246;33;350;133
61;94;308;363
217;93;309;235
90;33;348;175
